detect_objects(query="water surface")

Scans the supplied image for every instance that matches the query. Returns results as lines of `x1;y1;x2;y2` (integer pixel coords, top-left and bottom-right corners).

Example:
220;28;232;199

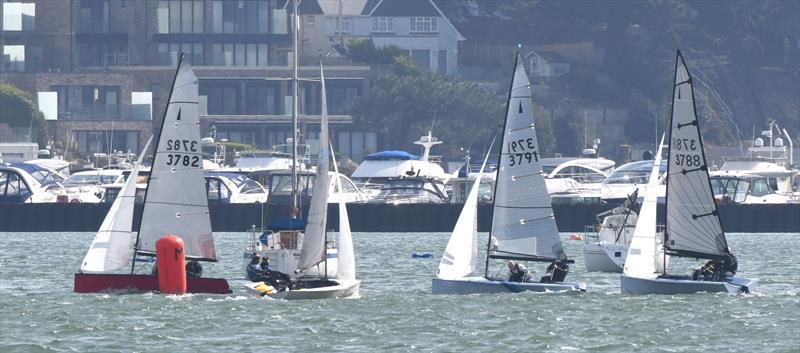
1;232;797;352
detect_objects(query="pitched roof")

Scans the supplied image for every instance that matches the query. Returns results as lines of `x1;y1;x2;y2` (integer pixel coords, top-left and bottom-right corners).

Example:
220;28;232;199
367;0;439;17
316;0;368;16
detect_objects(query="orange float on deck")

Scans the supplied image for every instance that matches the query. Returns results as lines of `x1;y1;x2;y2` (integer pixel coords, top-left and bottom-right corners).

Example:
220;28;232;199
156;235;187;294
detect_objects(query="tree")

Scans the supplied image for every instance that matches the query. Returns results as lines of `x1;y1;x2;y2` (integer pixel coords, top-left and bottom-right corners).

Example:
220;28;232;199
0;83;49;147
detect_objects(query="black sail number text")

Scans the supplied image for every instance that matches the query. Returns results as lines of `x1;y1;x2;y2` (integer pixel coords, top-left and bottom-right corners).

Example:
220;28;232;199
507;137;539;167
672;138;697;151
165;139;198;152
166;154;200;167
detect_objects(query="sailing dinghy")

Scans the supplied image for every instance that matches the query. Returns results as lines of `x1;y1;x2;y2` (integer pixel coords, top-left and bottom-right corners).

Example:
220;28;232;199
432;53;585;294
620;50;755;295
244;65;359;300
74;55;230;294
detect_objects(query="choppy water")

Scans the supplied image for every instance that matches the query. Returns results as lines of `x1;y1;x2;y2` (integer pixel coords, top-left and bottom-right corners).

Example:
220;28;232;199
1;231;798;352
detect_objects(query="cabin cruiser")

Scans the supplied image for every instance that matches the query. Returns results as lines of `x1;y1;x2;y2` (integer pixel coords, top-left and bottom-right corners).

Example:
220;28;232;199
710;121;799;203
448;159;497;204
351;132;452;200
265;169;365;204
365;177;448;204
0;162;65;203
205;172;269;204
544;155;615;203
51;169;126;203
600;159;667;205
583;190;666;272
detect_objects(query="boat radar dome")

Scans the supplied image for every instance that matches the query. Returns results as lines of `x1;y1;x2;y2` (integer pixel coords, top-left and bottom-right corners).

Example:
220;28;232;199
582;148;598;158
754;138;764;147
201;137;215;145
774;138;784;147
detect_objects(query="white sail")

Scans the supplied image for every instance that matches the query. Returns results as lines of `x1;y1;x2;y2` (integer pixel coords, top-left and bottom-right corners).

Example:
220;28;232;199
437;147;493;279
297;65;331;272
81;137;152;273
623;135;665;278
664;51;728;259
136;56;216;260
330;143;356;281
490;53;564;261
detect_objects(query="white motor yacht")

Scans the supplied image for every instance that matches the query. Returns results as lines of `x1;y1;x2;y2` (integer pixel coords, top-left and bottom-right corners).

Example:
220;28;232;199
710;121;799;203
0;162;65;203
351;131;452;200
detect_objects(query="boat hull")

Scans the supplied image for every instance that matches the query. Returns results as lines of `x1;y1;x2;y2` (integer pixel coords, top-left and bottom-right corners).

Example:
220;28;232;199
620;274;755;295
244;279;360;300
583;243;626;273
74;273;232;294
431;276;586;295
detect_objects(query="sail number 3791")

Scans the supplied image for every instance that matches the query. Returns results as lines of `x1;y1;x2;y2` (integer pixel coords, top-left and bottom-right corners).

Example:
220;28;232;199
507;138;539;166
165;139;200;167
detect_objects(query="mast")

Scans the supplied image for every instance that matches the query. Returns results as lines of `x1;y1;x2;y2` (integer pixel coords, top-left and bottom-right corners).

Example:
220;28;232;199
130;54;182;274
291;0;300;219
484;53;519;278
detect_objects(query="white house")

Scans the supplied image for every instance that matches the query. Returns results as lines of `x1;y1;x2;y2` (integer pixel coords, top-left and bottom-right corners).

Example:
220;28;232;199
300;0;465;75
526;50;571;78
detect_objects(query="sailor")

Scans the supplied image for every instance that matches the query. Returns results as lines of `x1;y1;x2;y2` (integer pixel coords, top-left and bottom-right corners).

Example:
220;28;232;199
721;252;738;277
700;260;718;280
186;260;203;278
507;261;528;282
541;259;569;283
246;255;262;281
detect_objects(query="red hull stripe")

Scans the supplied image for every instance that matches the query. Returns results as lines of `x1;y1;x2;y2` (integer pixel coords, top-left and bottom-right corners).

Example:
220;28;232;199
74;273;231;294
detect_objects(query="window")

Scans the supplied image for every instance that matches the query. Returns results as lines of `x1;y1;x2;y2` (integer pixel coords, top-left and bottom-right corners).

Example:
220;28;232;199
245;84;278;114
78;42;126;67
201;84;239;115
410;17;437;33
158;43;203;65
240;180;263;194
78;0;110;33
157;0;204;33
212;0;269;33
410;49;431;72
0;171;32;203
2;2;35;31
372;17;393;33
131;92;153;120
333;17;351;35
2;45;39;72
438;50;447;74
50;85;120;120
73;130;139;154
206;178;231;202
211;43;267;66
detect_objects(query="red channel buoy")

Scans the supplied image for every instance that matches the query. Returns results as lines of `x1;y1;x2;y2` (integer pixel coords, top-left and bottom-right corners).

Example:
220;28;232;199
156;235;187;294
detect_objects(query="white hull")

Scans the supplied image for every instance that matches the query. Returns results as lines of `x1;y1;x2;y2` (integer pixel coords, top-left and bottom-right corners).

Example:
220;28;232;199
431;276;586;295
245;279;360;300
620;274;755;295
583;243;626;273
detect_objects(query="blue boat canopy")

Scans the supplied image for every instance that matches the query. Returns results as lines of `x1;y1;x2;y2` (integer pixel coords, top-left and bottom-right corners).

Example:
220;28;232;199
266;218;307;231
365;151;419;161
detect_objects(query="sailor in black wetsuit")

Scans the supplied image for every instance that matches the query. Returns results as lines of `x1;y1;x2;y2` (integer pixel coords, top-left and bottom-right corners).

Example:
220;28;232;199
186;260;203;278
507;261;528;282
246;255;262;281
541;259;569;283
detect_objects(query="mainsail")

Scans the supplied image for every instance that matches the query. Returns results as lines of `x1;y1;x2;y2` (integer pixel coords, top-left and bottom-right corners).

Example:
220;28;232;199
664;50;729;259
331;143;356;281
81;136;152;273
437;145;493;279
489;53;564;262
623;135;665;278
135;55;216;261
297;65;331;272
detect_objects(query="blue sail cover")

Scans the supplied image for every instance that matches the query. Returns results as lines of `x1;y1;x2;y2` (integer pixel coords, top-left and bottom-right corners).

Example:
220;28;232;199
365;151;419;161
266;218;307;231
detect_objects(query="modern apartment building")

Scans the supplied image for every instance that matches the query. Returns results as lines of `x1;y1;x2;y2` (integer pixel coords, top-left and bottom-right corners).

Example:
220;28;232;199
1;0;378;161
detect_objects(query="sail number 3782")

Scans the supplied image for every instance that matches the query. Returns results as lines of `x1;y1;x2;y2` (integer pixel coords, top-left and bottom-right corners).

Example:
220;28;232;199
165;139;200;167
507;138;539;166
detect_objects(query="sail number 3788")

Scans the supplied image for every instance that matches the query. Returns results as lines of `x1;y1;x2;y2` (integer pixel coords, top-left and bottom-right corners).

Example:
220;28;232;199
507;138;539;166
